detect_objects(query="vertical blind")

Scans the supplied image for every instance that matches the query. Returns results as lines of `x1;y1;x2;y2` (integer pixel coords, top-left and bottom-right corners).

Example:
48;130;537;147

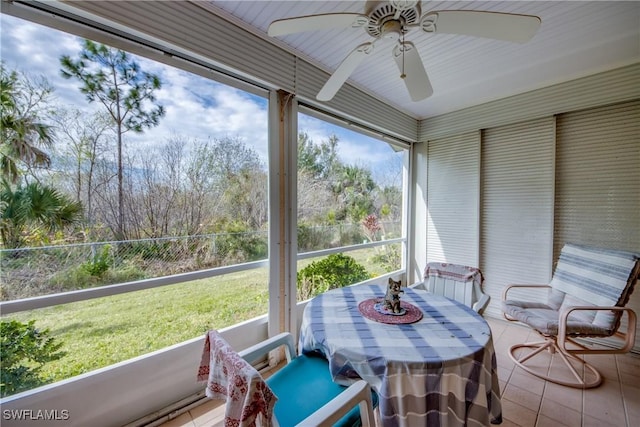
555;100;640;351
426;132;480;267
479;117;556;318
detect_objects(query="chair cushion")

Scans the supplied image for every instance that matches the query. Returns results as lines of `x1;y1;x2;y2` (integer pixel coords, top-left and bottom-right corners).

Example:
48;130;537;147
267;352;378;427
549;243;639;330
502;299;613;337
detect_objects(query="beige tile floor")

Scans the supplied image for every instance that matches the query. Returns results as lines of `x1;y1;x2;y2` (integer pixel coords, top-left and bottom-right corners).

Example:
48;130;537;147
157;317;640;427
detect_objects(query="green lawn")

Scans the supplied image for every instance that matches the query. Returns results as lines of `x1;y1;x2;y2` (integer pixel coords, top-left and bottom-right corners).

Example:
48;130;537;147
6;268;270;382
2;247;392;388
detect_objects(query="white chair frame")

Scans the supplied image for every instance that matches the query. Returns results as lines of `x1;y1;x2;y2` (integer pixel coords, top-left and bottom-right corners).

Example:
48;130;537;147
502;283;638;389
412;264;490;314
239;332;376;427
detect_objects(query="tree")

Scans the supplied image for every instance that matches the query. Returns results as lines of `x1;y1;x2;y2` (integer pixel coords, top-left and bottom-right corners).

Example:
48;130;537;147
297;132;339;181
188;137;265;235
0;64;54;183
130;137;185;238
332;164;376;222
125;136;266;238
50;109;113;231
216;137;267;229
297;132;342;222
60;40;165;240
0;180;83;249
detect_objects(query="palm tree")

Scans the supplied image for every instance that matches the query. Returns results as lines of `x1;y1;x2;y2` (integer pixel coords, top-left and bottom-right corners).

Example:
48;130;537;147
1;180;83;249
0;64;54;183
332;165;376;222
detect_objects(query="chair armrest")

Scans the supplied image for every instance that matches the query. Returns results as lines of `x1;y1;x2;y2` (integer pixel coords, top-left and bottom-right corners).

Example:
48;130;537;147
295;380;376;427
239;332;296;365
501;284;550;301
558;306;637;354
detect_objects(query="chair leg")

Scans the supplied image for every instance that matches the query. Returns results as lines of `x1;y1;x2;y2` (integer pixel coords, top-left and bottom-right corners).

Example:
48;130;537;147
509;336;602;389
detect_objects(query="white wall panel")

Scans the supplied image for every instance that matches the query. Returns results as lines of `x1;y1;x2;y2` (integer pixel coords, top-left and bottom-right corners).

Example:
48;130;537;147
426;132;480;267
480;118;556;318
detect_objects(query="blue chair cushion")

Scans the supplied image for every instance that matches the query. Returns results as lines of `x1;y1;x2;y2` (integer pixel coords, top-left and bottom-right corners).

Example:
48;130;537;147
266;352;378;427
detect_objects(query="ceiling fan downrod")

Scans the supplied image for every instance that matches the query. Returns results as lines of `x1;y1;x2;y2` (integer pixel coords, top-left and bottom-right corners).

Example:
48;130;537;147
400;34;407;79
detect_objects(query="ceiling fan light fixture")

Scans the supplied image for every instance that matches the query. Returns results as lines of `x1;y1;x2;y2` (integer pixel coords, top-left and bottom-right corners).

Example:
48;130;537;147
366;1;420;37
380;20;403;40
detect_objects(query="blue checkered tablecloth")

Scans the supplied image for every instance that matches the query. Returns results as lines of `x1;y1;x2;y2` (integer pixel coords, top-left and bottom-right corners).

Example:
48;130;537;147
299;283;502;427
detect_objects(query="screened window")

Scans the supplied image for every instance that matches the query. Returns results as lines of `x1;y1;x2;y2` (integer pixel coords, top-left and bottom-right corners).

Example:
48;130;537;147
295;113;407;301
0;14;269;396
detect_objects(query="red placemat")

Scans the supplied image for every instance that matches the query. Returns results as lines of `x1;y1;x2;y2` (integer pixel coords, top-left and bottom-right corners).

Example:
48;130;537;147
358;298;423;324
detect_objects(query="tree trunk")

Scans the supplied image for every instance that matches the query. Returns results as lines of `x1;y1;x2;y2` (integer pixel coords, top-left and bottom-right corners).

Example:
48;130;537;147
116;122;124;241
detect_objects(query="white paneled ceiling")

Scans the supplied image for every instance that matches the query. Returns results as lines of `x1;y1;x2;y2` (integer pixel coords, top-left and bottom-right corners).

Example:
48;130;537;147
209;1;640;119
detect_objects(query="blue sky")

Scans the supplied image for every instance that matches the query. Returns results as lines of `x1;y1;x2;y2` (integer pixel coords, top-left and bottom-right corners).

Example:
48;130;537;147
0;12;402;184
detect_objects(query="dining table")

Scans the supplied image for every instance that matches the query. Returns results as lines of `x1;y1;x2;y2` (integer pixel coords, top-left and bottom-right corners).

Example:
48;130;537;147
298;283;502;427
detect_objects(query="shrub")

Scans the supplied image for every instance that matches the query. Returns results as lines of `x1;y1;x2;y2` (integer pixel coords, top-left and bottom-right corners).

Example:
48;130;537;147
297;253;369;300
297;222;332;252
125;240;179;261
50;258;145;291
337;224;365;246
213;222;267;263
0;320;65;397
106;261;146;283
50;266;100;290
370;244;401;272
81;244;111;277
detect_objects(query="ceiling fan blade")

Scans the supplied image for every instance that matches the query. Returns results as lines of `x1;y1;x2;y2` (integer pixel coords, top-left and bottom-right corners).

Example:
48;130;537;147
393;42;433;102
268;13;368;37
421;11;541;43
317;42;374;102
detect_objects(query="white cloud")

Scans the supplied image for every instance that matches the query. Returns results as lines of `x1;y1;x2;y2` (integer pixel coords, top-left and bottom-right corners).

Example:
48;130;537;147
1;13;402;181
128;63;269;161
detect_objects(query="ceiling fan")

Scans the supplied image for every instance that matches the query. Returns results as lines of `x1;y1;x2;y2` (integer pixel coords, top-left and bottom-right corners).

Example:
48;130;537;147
267;0;541;102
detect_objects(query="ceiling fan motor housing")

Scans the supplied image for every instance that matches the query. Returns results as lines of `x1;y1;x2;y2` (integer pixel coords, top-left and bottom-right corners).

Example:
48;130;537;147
365;0;421;38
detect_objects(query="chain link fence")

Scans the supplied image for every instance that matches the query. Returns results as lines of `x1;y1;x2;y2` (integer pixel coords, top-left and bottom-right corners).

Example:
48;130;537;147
0;222;400;301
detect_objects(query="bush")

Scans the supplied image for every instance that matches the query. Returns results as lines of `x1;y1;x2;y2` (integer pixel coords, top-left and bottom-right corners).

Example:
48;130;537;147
81;244;111;277
370;245;401;272
297;253;370;300
50;259;146;291
50;266;100;290
337;224;365;246
0;320;65;397
213;222;267;263
297;222;332;252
